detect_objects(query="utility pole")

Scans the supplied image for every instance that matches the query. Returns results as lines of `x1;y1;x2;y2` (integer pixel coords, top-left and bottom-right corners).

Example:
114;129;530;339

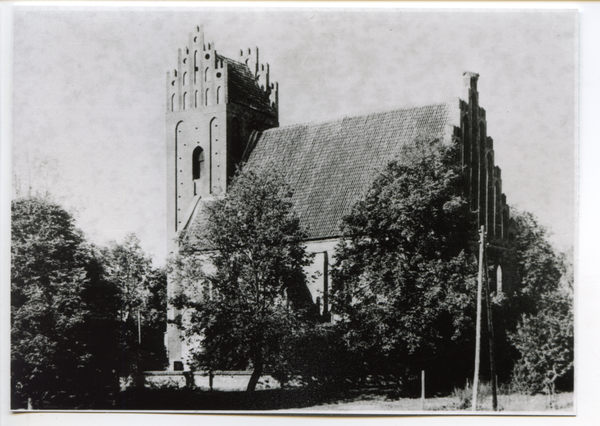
484;247;498;410
472;225;485;411
138;309;142;345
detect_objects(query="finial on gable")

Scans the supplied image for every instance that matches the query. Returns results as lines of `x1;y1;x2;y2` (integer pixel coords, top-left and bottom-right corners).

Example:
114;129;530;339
239;47;259;76
463;71;479;90
462;71;480;103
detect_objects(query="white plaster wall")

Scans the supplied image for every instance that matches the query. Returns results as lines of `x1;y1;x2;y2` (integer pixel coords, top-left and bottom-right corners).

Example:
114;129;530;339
165;238;340;371
303;238;339;316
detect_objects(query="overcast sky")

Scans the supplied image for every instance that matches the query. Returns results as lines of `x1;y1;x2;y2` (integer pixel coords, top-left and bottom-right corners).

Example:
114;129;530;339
11;7;576;265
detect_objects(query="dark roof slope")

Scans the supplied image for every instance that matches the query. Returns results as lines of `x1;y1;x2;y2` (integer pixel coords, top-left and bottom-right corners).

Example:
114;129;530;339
245;102;457;239
219;55;276;116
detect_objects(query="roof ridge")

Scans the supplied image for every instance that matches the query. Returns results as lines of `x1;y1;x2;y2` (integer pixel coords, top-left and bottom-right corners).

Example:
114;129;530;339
269;100;456;134
218;54;248;68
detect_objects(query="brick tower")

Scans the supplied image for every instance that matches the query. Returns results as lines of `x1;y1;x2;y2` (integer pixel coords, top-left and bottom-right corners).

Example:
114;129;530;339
165;26;279;370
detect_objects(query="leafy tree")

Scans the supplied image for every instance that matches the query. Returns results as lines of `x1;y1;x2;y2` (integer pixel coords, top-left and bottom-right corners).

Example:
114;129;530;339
510;211;564;313
331;135;478;390
101;234;168;383
508;286;573;396
103;234;152;322
171;165;315;392
11;197;120;409
505;212;573;396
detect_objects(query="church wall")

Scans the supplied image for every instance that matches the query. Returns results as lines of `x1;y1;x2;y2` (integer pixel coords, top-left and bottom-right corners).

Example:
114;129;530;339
304;238;339;319
162;28;519;374
144;370;281;391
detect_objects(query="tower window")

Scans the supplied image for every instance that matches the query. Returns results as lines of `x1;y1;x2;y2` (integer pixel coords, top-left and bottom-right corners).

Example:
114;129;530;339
194;51;197;83
193;146;204;180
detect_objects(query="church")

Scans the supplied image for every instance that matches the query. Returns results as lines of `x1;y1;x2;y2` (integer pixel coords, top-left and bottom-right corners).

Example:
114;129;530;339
163;26;515;372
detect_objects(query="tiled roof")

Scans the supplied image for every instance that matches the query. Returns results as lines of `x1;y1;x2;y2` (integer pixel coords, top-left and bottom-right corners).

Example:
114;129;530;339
245;102;457;240
220;55;276;116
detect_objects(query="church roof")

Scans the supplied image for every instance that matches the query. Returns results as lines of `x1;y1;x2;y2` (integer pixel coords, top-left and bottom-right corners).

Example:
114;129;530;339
245;102;458;240
219;54;277;116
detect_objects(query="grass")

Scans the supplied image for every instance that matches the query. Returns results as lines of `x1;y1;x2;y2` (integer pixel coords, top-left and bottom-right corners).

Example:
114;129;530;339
27;382;574;412
113;385;573;412
278;389;574;412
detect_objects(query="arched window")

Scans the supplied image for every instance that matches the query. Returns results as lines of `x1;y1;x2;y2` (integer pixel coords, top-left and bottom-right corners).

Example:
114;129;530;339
205;88;210;106
193;146;204;180
216;86;221;104
183;72;187;86
477;122;485;217
462;116;474;209
205;68;210;82
496;265;503;294
182;92;187;110
486;153;494;236
463;117;471;167
194;51;197;84
495;182;502;237
171;94;175;112
193;146;205;196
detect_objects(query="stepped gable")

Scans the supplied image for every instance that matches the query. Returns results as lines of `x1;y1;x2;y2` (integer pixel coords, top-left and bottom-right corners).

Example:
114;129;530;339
219;54;277;116
245;102;456;240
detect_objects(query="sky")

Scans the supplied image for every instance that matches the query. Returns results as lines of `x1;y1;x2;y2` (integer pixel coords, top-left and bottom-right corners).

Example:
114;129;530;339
10;6;577;266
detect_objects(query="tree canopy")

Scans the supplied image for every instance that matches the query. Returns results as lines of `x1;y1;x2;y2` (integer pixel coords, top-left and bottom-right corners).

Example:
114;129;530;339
170;165;315;391
101;234;168;381
11;197;121;408
11;197;167;408
505;211;574;396
331;136;478;389
510;211;565;313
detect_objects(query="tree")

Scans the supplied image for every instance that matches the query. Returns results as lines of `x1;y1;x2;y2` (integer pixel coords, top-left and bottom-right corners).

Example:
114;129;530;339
170;165;315;391
11;197;120;409
506;212;574;396
331;135;478;390
103;234;152;322
508;286;573;396
101;234;168;383
511;211;564;313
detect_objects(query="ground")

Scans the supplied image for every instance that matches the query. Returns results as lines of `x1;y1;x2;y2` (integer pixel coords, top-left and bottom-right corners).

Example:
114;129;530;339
108;387;574;413
279;391;574;413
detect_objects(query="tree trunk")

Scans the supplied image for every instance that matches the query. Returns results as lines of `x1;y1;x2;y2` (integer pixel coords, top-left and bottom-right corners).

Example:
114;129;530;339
246;349;264;392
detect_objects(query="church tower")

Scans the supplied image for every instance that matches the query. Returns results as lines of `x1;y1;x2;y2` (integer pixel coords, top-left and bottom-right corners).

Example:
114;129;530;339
165;26;279;370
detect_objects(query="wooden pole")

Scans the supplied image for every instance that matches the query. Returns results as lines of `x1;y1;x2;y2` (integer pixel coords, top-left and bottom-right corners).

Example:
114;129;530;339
137;309;142;345
471;225;485;411
421;370;425;411
483;249;498;410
